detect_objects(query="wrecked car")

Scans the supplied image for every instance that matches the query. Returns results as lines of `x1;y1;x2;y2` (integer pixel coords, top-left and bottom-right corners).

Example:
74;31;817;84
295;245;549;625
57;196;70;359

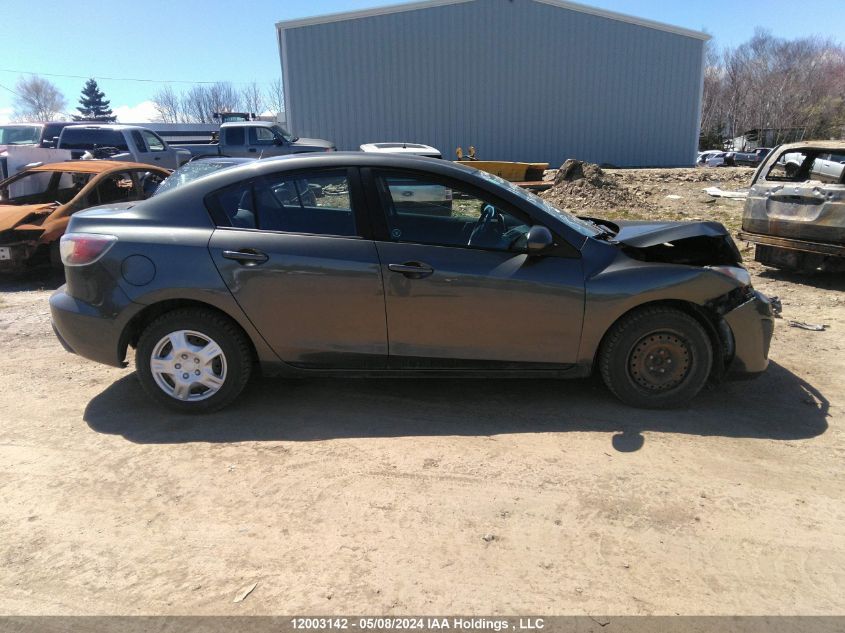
50;153;773;412
739;141;845;272
0;161;169;272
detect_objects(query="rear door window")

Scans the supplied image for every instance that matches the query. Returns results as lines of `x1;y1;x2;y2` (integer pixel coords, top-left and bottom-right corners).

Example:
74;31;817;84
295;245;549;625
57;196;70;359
206;170;357;237
224;127;245;146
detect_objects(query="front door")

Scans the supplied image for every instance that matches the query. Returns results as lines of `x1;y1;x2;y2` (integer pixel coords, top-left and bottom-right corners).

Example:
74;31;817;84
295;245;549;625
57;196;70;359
369;171;585;366
207;168;387;368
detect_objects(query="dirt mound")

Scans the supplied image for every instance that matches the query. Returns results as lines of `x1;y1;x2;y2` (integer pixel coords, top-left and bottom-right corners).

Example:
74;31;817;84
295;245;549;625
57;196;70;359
542;159;653;212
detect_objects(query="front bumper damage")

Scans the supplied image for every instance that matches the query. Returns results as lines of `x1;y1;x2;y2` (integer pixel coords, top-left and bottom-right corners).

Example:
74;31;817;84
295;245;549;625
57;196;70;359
722;290;775;377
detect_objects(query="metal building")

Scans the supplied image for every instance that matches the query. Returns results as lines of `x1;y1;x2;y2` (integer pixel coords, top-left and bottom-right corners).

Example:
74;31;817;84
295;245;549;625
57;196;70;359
276;0;708;167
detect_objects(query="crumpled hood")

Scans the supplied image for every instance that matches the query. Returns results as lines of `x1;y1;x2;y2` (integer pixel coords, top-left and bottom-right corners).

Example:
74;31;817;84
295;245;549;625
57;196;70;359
611;219;730;248
585;218;742;266
0;203;56;231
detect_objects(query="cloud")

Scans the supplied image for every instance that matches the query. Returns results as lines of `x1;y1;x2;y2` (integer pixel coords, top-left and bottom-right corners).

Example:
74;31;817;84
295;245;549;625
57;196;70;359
0;107;14;124
112;100;158;123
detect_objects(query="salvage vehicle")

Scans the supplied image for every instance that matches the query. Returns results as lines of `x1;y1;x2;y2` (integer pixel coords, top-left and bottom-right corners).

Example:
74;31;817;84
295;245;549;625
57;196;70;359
739;141;845;272
174;121;335;159
57;125;191;169
50;153;774;412
0;161;169;272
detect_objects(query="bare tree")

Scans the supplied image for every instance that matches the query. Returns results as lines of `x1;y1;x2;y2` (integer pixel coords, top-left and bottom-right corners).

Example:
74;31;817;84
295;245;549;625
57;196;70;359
151;85;182;123
206;82;241;116
12;75;67;121
241;82;264;116
182;85;212;123
701;30;845;149
265;78;285;121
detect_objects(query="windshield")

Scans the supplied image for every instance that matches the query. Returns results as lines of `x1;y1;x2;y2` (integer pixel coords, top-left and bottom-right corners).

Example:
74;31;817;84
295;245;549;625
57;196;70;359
272;124;295;143
472;169;601;237
153;160;250;196
0;170;92;205
0;125;41;146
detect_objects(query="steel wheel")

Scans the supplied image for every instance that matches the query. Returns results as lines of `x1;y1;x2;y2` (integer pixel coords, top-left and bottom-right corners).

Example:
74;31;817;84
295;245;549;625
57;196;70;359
628;332;691;391
149;329;228;402
599;306;713;409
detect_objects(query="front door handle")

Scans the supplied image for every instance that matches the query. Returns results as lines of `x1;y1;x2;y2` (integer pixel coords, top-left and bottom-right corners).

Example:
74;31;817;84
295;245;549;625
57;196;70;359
222;249;269;265
388;262;434;279
247;148;257;153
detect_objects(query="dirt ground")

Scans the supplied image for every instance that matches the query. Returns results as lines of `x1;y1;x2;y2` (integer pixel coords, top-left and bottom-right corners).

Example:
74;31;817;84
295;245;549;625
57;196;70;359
0;166;843;616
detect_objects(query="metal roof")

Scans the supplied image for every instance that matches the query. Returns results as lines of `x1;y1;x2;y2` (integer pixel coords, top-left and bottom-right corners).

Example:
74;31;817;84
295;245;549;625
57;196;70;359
276;0;709;41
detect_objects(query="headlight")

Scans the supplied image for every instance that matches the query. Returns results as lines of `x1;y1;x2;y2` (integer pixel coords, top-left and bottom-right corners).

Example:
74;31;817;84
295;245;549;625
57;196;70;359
708;265;752;287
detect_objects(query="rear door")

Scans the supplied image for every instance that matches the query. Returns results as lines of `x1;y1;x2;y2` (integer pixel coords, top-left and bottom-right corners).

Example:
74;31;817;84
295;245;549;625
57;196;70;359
366;169;585;367
207;167;388;368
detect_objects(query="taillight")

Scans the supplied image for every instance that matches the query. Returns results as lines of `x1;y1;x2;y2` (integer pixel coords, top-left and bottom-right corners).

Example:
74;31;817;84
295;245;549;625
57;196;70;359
59;233;117;266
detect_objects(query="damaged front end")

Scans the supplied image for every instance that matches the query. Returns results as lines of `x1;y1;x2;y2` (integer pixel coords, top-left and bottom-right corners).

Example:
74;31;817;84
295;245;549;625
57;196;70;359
587;218;774;379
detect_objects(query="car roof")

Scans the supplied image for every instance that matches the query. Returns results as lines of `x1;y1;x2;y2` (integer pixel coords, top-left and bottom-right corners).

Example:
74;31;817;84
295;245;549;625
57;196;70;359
28;160;170;174
185;152;483;186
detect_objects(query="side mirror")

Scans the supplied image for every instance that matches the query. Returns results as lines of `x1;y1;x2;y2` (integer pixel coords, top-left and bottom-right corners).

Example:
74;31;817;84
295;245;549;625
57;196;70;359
526;225;553;255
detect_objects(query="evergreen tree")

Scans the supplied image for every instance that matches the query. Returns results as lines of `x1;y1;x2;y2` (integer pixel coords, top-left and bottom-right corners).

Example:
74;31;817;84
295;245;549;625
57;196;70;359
73;78;116;122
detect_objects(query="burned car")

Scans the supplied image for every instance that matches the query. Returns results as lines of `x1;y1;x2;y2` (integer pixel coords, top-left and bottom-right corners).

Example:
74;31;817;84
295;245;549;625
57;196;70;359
0;161;169;271
50;153;774;412
739;141;845;272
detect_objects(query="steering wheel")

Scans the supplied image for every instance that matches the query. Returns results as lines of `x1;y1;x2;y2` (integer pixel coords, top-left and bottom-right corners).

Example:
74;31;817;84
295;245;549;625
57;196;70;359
468;204;506;247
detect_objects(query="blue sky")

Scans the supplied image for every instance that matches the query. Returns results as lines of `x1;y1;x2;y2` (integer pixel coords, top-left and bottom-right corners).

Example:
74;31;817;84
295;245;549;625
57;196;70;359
1;0;842;122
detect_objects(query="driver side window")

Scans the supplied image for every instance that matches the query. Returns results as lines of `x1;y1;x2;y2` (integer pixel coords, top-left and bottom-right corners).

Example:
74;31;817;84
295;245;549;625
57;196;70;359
375;173;529;251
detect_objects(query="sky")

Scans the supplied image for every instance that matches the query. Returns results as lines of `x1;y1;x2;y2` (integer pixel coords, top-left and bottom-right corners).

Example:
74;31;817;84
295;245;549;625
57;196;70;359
1;0;843;123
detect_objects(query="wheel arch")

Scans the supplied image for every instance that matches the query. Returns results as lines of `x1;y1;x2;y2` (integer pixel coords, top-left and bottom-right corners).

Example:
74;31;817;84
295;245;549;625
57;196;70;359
118;299;260;365
591;298;729;379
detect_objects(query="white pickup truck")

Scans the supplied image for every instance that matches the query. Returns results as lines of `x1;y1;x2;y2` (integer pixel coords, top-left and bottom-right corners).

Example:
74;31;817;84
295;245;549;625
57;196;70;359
57;124;191;169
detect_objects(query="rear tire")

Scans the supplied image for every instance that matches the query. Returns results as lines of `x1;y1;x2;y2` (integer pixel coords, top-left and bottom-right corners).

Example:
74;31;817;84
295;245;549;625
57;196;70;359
599;306;713;409
135;308;253;413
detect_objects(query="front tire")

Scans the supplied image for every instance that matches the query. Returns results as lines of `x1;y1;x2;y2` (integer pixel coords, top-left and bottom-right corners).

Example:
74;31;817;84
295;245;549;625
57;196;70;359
136;308;253;413
599;306;713;409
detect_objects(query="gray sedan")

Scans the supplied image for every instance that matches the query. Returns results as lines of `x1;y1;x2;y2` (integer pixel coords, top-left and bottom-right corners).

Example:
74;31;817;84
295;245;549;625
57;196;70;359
50;153;774;412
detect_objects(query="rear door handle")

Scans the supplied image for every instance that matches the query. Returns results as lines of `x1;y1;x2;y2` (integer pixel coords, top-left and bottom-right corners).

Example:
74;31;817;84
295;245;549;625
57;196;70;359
388;262;434;278
222;249;269;265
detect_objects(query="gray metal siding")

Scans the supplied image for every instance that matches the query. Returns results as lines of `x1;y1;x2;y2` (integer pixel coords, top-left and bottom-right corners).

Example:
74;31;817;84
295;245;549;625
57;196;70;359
281;0;704;167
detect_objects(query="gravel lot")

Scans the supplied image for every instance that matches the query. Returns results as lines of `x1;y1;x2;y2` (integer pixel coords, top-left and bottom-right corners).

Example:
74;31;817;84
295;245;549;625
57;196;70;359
0;168;843;616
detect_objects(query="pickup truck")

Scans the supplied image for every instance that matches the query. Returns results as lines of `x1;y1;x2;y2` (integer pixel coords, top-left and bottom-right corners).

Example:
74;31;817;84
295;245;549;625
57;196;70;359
0;121;86;149
57;124;191;169
174;121;335;159
738;141;845;273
